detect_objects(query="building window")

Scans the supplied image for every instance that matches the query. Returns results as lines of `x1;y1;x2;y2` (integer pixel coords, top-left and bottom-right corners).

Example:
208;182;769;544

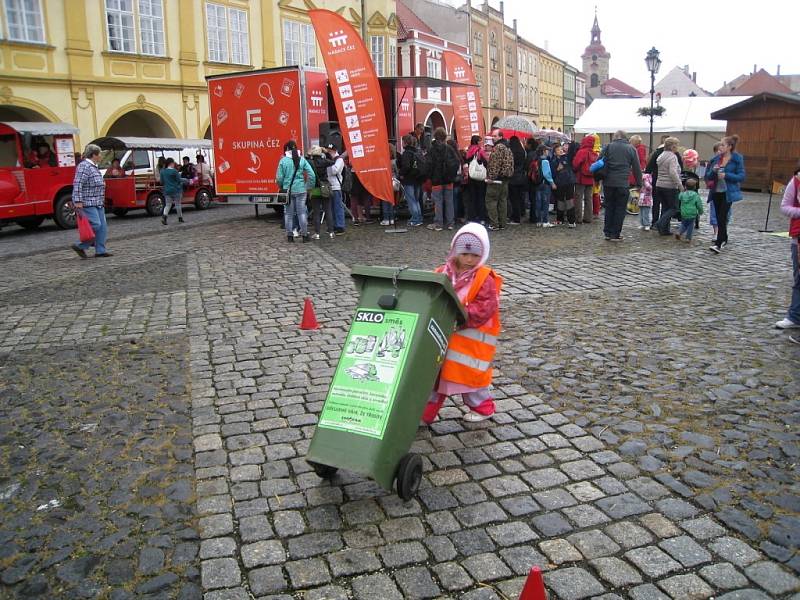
388;38;396;76
519;83;525;109
590;73;599;87
490;74;499;102
370;35;385;76
473;31;483;56
283;19;315;67
505;45;512;70
427;57;441;101
4;0;45;43
506;84;513;105
206;3;250;64
105;0;165;56
475;72;483;89
489;32;497;70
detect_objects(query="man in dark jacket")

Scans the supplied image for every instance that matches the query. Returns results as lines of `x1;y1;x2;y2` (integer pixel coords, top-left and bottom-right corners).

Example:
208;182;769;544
602;130;642;241
485;129;514;230
426;127;459;231
398;134;424;226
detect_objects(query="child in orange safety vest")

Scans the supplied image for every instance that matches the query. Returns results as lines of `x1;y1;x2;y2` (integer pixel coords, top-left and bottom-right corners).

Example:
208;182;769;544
422;223;503;424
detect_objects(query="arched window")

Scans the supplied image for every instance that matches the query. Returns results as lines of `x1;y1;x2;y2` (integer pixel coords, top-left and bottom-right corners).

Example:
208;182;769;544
590;73;599;87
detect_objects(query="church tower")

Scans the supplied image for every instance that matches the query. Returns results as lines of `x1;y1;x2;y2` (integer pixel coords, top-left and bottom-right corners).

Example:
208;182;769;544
581;10;610;91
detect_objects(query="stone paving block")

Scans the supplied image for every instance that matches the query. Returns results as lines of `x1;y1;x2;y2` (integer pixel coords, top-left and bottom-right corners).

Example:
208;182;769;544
378;516;427;542
285;558;331;589
699;563;749;590
531;512;573;537
273;510;306;537
571;435;605;452
566;481;606;502
540;539;582;565
657;574;715;599
241;540;286;568
624;546;683;578
393;566;441;599
627;477;671;500
595;492;650;519
341;499;385;525
454;501;508;527
561;459;605;481
544;566;605;600
239;515;274;542
715;590;772;599
656;497;700;520
500;495;541;516
203;587;251;600
523;468;569;490
303;585;349;600
658;535;712;568
449;529;495;556
342;524;384;549
629;583;671;600
462;552;513;582
562;504;611;528
432;562;473;591
590;556;643;587
567;530;621;559
708;536;763;567
500;545;550;575
378;495;422;517
201;558;241;590
482;475;530;497
680;516;727;540
605;521;653;549
425;510;461;534
199;537;237;559
378;542;428;568
248;565;287;596
418;487;459;511
533;489;577;510
423;535;457;562
744;560;800;595
486;522;538;546
287;532;342;559
199;514;233;538
640;513;682;538
452;482;488;504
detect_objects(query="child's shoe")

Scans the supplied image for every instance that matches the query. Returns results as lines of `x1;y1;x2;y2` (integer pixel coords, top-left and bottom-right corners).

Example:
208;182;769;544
422;399;445;424
464;411;494;422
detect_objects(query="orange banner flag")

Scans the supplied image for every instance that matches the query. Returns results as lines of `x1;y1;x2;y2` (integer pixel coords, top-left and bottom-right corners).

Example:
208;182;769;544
772;180;786;195
309;9;395;204
443;51;485;150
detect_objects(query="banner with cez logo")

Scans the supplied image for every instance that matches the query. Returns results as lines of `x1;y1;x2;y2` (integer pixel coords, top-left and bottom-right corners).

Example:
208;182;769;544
443;51;485;151
309;9;395;204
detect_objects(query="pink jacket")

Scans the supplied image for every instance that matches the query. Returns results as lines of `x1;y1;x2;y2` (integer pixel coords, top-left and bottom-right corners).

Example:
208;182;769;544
638;173;653;207
782;176;800;240
466;145;488;163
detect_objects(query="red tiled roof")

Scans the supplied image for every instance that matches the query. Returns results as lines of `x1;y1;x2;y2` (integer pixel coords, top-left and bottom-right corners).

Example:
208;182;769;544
601;77;643;98
729;69;793;96
397;0;437;40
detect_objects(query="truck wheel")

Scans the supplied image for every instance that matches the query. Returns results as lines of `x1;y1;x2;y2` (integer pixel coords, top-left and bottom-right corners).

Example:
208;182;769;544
15;216;45;230
112;208;129;217
395;453;422;501
194;189;212;210
146;192;165;216
309;461;338;479
54;193;76;229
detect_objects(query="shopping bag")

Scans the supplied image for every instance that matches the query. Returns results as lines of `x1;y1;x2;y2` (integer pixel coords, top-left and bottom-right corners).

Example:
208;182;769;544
76;211;95;243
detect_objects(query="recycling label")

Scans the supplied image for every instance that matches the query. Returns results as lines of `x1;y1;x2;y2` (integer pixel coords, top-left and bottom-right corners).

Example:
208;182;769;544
318;308;418;439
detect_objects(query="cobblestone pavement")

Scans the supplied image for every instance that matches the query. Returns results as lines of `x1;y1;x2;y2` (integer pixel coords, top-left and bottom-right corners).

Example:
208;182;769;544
1;193;798;599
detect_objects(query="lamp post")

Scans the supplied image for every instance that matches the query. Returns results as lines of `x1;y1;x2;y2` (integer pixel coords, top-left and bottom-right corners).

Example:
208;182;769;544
644;47;661;153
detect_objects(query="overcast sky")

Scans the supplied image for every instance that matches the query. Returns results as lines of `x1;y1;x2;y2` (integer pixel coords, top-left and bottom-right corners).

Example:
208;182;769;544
440;0;798;93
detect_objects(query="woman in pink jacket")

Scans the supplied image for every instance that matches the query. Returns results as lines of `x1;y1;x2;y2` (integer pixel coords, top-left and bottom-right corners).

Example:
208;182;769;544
777;162;800;332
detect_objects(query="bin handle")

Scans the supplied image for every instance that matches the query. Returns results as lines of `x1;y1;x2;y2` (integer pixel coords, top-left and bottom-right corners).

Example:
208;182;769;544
378;265;408;310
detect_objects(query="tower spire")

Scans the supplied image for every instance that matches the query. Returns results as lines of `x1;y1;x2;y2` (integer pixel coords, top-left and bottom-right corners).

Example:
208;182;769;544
591;9;601;45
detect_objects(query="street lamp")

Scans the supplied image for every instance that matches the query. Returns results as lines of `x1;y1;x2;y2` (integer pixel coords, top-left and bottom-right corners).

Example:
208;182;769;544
645;47;661;153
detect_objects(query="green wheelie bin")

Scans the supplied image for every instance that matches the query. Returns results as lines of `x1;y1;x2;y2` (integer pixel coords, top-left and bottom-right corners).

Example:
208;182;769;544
306;265;467;500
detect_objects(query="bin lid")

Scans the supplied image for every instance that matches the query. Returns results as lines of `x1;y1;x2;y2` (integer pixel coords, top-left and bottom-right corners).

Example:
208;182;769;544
351;265;467;324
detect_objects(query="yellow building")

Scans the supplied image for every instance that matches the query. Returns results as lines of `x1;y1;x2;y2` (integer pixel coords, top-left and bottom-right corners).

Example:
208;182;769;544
538;50;564;131
0;0;396;148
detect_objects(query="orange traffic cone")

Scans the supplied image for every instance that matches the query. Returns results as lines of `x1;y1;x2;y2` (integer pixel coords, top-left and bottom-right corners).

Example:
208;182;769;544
300;297;320;330
519;566;547;600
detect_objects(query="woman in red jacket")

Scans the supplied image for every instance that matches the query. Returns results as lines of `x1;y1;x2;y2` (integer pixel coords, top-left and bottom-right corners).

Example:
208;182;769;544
571;135;597;224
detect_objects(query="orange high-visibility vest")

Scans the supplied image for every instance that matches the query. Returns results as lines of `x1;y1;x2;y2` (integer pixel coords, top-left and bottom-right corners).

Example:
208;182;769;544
438;265;502;388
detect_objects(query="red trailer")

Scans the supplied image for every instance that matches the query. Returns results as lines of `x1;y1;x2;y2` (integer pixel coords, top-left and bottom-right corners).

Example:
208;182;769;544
0;121;79;229
90;136;215;217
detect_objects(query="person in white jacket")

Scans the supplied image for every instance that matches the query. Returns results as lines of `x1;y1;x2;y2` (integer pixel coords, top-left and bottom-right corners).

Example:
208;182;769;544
653;137;683;235
325;144;346;234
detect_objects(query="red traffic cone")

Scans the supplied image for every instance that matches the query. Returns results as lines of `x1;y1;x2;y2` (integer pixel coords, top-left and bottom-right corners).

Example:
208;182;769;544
300;297;320;330
519;566;547;600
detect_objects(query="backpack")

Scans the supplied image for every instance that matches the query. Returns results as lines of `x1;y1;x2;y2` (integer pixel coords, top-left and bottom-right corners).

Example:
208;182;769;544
339;164;354;193
417;152;431;181
528;158;544;185
444;145;461;184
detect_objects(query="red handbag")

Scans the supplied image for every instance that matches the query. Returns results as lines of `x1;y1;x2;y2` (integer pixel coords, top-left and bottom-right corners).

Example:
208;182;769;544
76;211;95;243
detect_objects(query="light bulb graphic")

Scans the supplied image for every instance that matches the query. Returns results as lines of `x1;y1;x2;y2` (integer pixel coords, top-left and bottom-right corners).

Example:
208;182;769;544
259;83;275;105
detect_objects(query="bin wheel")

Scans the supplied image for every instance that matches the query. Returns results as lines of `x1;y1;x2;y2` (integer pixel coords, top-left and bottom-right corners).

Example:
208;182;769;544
395;453;423;501
310;462;338;479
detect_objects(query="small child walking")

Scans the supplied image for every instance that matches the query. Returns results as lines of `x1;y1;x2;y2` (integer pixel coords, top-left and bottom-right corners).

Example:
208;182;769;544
422;223;503;424
675;178;704;242
639;173;653;230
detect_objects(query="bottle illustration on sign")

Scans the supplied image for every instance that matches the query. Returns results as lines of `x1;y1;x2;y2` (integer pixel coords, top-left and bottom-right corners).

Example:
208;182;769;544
377;327;406;359
218;159;230;173
281;78;295;97
213;84;223;98
339;84;353;99
258;82;275;105
347;335;377;354
246;152;261;175
234;82;245;98
278;111;290;126
346;363;378;382
334;69;349;84
218;137;224;150
216;109;228;126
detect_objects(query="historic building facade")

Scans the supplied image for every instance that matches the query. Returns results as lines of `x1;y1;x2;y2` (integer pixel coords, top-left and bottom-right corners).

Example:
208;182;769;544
0;0;396;147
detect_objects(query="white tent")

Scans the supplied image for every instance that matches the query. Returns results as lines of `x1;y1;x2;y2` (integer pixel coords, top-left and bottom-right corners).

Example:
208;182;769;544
575;96;749;133
574;96;750;156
